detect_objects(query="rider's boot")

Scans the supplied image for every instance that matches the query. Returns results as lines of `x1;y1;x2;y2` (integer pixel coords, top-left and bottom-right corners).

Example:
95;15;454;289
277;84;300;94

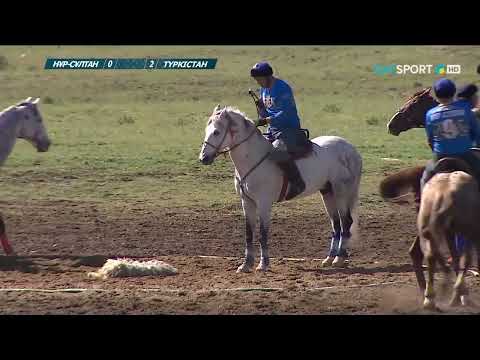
278;158;306;200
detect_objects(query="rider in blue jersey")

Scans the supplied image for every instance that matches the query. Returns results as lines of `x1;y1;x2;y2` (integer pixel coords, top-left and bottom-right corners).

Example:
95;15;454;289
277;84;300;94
250;62;307;199
421;79;480;190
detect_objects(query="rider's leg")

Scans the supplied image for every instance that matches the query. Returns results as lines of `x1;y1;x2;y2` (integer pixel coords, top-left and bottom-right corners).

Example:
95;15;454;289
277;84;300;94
420;159;437;193
269;138;305;200
461;151;480;189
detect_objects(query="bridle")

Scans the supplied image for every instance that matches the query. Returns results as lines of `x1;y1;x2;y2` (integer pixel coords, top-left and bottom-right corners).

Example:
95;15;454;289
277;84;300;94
395;87;434;129
202;112;258;159
202;110;272;202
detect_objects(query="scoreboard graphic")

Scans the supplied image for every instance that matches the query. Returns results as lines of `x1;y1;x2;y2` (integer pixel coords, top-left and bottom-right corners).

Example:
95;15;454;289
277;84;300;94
44;58;217;70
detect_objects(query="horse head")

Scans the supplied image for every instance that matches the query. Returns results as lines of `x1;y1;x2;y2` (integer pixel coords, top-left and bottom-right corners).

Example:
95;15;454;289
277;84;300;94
387;87;438;136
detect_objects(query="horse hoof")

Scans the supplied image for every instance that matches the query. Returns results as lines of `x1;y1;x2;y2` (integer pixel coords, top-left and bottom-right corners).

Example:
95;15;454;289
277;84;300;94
468;269;480;277
236;263;253;273
332;256;348;268
423;298;439;311
256;263;269;272
321;256;334;267
449;296;461;307
460;295;470;307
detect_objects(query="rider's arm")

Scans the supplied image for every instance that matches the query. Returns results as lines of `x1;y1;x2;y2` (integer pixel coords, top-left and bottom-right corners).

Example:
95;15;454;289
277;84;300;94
258;103;268;118
425;112;434;151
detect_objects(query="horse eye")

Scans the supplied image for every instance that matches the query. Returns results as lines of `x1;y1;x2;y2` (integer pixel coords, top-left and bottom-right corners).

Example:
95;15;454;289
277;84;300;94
213;130;220;136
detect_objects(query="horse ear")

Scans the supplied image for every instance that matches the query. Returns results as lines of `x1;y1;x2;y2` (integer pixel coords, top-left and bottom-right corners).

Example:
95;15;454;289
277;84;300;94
213;104;221;113
25;97;33;103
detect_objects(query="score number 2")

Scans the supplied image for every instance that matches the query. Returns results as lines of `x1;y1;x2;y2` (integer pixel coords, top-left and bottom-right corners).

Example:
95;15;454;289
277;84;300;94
147;59;155;69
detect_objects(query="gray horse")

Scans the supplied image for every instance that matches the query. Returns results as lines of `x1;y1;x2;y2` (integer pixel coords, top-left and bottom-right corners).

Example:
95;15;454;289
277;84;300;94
0;97;51;255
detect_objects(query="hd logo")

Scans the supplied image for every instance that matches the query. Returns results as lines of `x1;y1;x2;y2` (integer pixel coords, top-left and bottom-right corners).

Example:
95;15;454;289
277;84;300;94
434;64;461;75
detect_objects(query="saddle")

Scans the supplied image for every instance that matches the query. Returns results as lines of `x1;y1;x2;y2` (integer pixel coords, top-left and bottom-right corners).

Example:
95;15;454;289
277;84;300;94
432;157;473;176
264;128;315;160
289;140;314;160
431;157;480;188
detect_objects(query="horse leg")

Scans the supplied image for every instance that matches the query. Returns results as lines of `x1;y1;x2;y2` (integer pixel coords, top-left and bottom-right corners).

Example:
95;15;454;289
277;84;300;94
409;235;426;294
256;202;272;272
0;214;14;256
236;197;257;273
320;192;341;267
450;242;472;307
423;254;438;311
333;207;353;268
421;228;448;312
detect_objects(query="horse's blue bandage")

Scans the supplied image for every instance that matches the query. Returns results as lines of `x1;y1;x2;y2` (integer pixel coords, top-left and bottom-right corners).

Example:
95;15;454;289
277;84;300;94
455;234;467;255
329;232;340;257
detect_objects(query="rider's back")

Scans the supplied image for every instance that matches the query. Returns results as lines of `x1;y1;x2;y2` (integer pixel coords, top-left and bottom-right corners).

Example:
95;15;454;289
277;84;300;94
425;101;478;155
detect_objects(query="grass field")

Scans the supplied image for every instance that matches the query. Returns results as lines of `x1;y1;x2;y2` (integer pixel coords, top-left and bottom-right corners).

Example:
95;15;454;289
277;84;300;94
1;45;479;210
2;46;480;314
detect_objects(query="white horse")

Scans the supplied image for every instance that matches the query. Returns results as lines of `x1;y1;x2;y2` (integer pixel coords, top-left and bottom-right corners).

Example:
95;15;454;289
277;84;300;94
199;105;362;272
0;97;51;255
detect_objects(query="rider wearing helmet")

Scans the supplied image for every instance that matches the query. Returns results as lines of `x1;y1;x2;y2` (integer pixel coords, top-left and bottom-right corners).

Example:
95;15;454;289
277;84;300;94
250;61;306;199
420;78;480;190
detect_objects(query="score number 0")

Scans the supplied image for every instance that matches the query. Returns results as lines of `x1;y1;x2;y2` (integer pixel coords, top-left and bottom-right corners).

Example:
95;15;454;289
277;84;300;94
105;59;116;69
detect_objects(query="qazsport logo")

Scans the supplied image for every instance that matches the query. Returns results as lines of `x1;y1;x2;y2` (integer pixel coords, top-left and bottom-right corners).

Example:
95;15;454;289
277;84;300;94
373;64;461;75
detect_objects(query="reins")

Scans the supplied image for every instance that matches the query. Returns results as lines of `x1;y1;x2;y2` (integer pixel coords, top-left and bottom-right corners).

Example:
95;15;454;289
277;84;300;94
202;111;272;201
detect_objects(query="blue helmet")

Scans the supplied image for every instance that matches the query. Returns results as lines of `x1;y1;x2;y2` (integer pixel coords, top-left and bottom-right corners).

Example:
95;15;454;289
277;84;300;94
250;62;273;77
433;78;456;99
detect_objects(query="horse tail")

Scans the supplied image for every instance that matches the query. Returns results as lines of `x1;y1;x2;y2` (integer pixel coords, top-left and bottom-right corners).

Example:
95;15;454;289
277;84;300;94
379;165;425;201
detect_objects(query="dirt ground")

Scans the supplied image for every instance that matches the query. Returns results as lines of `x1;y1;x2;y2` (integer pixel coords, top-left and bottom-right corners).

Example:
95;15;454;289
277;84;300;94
1;199;480;315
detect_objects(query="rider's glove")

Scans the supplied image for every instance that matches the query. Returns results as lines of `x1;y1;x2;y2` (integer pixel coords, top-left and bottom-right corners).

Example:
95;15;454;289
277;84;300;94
255;117;269;127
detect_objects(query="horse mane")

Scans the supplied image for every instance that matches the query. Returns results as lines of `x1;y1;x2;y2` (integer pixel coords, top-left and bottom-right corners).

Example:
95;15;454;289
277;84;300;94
225;106;258;129
209;106;256;128
398;87;432;112
0;105;18;119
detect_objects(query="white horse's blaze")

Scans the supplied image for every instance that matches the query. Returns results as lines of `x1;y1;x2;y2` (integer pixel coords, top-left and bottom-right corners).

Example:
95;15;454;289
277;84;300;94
200;106;363;272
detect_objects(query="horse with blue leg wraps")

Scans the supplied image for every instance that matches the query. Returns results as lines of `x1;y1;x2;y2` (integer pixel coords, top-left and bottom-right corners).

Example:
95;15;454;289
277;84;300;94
0;98;51;256
199;105;362;272
380;85;480;276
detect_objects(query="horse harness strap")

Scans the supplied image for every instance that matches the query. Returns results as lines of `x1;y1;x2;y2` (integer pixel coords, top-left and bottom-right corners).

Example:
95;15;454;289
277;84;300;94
203;119;258;159
236;152;291;203
203;112;293;203
236;151;272;203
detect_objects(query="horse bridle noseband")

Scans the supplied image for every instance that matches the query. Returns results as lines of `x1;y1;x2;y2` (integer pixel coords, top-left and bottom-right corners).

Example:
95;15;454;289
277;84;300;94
202;111;272;202
202;112;258;159
396;87;433;128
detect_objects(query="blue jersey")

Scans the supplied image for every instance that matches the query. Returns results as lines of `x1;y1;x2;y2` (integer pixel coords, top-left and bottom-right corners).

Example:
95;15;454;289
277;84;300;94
425;101;480;155
259;78;301;136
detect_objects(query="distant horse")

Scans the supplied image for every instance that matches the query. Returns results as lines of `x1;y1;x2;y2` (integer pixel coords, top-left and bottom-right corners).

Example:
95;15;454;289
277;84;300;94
0;97;51;256
199;105;362;272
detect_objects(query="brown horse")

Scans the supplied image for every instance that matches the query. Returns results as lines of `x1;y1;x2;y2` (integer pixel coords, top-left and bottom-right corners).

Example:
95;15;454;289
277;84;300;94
417;158;479;310
387;87;438;136
380;165;427;292
381;159;478;310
